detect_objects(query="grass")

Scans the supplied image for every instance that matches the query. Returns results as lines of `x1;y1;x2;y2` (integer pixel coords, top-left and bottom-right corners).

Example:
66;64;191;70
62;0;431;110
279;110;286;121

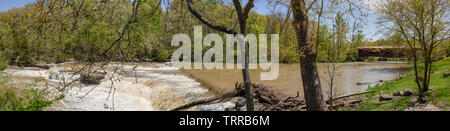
347;57;450;111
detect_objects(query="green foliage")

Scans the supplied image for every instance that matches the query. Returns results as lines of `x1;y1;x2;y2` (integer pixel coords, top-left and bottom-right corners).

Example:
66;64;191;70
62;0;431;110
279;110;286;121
0;87;64;111
0;0;162;65
247;12;267;35
0;0;446;65
0;73;64;111
0;52;8;70
444;41;450;57
349;58;450;111
151;48;171;62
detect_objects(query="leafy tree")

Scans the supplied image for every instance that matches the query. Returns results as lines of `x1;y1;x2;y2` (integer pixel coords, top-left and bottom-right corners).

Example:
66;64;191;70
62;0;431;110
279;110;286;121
376;0;449;102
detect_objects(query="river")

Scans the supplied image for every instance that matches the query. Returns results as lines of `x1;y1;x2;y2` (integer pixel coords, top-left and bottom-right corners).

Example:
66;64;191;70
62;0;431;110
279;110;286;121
3;62;410;111
183;62;411;97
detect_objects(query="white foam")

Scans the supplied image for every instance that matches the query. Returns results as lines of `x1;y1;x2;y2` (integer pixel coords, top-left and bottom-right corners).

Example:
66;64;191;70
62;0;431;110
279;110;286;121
6;63;215;111
5;69;49;78
61;78;154;111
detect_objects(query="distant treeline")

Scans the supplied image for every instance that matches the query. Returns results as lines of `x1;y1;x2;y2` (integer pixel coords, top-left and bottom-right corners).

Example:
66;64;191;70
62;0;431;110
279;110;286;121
0;0;162;66
0;0;448;68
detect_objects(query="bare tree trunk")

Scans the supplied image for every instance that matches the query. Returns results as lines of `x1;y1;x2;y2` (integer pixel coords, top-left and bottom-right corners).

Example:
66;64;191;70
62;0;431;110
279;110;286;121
291;0;328;111
232;0;255;111
186;0;255;111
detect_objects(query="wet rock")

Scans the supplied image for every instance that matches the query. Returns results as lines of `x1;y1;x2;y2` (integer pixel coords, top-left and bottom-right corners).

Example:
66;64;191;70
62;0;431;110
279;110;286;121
379;94;393;101
239;105;246;111
444;72;449;78
225;97;246;111
225;84;306;111
80;71;106;84
118;70;135;77
393;91;404;96
408;97;419;106
234;97;246;110
49;72;64;80
403;88;413;96
394;88;413;97
198;102;234;111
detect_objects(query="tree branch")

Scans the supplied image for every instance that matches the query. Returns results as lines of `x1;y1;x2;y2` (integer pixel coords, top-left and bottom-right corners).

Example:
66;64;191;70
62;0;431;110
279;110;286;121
243;0;255;19
186;0;237;34
102;0;161;58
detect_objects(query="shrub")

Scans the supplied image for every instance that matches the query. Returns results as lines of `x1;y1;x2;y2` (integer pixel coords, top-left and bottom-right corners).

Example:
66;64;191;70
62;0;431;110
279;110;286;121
152;48;171;62
0;74;64;111
0;52;8;70
445;41;450;57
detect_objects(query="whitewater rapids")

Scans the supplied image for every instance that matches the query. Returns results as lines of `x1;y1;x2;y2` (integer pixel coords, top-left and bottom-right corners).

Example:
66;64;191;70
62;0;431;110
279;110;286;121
3;62;234;111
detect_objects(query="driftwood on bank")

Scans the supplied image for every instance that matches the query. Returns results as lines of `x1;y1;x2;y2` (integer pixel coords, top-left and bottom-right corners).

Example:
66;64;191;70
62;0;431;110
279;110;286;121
80;71;107;84
28;64;54;69
171;83;372;111
171;83;245;111
329;99;365;109
328;90;375;102
252;84;305;111
171;83;305;111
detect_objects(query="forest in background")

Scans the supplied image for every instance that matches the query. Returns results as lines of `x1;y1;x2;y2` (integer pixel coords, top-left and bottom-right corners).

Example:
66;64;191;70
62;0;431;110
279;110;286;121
0;0;447;69
0;0;448;111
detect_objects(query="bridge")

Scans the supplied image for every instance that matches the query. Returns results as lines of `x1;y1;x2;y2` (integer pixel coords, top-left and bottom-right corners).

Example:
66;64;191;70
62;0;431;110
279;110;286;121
358;46;410;58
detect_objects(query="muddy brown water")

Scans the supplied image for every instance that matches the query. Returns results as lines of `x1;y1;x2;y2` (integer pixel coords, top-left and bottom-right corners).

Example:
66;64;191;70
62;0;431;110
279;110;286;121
3;62;411;110
182;62;412;97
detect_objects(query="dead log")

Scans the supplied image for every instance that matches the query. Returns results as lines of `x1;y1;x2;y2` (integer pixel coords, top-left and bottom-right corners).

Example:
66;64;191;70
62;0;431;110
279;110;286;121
171;83;306;111
171;83;245;111
330;99;365;108
28;64;54;69
328;90;375;102
263;96;306;111
80;71;106;84
252;84;291;104
250;84;305;111
171;84;374;111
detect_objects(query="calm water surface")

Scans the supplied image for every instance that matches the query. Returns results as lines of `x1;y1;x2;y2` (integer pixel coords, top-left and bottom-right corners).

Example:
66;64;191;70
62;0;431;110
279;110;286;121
182;62;411;97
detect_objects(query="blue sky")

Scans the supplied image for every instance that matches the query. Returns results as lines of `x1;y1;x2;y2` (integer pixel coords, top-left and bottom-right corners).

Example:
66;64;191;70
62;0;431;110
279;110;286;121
0;0;381;41
0;0;35;12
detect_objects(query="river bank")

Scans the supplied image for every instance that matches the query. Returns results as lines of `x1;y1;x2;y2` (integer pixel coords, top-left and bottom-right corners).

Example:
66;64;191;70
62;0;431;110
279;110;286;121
343;58;450;111
182;62;411;97
1;62;222;111
1;60;428;111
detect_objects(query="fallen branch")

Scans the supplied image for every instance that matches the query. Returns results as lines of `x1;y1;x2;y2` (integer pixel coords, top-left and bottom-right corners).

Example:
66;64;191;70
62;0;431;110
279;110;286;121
329;90;375;102
330;99;365;109
28;64;54;69
170;83;245;111
171;84;374;111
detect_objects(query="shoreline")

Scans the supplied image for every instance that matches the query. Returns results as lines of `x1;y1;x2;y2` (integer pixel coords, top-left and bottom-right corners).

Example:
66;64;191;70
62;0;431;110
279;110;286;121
345;58;450;111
